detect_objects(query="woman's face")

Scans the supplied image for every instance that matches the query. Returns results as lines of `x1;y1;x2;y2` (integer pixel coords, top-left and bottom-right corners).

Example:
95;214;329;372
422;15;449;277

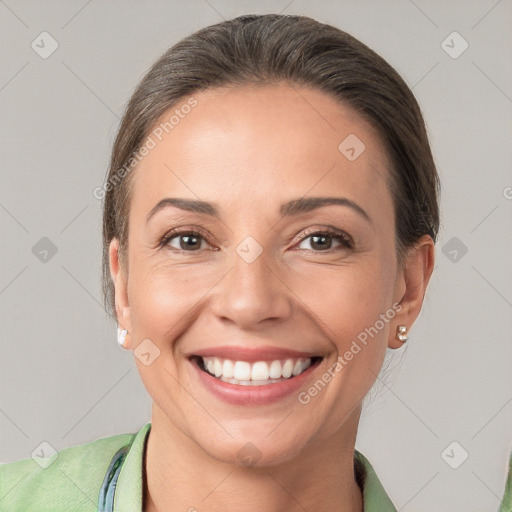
110;83;431;466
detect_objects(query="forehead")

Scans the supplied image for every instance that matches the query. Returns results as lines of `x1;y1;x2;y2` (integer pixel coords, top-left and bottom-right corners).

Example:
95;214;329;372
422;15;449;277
128;83;393;221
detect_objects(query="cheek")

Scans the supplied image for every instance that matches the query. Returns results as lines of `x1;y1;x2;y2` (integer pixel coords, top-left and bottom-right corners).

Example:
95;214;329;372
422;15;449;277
129;254;396;340
127;257;221;341
290;258;394;347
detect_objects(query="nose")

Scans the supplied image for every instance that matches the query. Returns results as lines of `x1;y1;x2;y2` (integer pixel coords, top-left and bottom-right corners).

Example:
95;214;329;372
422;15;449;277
211;243;293;330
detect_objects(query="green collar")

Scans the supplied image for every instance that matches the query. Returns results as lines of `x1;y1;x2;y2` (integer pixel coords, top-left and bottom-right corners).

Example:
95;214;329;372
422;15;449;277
114;423;397;512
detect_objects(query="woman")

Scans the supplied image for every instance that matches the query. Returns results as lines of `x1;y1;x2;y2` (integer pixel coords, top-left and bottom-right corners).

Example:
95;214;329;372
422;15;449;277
0;13;438;512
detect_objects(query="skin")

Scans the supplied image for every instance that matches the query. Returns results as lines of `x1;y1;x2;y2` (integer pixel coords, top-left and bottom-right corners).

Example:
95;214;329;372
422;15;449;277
109;83;435;512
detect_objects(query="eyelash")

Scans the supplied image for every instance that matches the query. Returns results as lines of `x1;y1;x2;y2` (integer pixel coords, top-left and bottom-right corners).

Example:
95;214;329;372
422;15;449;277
298;227;354;251
158;226;354;253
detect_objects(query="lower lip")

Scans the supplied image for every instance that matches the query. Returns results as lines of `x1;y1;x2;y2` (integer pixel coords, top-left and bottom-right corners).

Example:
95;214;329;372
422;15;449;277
190;357;322;405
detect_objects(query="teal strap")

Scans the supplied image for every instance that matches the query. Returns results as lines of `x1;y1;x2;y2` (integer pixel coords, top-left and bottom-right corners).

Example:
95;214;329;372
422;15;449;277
97;445;130;512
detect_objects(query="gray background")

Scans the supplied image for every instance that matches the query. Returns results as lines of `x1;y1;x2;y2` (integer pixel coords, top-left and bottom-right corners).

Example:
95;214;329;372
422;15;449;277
1;1;511;511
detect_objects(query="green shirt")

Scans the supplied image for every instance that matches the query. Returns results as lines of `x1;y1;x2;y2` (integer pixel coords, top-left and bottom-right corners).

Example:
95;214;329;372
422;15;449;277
0;422;397;511
500;453;512;512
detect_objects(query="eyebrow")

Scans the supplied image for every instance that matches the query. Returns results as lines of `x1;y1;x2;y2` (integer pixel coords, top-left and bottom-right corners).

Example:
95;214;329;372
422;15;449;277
146;196;372;224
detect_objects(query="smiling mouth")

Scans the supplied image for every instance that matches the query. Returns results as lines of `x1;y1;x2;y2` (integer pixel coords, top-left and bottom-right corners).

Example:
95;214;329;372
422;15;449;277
191;355;323;386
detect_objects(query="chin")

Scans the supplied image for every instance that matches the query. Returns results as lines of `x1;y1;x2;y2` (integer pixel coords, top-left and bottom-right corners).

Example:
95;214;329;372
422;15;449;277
195;428;310;469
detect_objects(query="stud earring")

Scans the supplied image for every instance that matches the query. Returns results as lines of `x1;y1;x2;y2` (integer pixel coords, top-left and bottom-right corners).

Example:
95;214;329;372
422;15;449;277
396;325;408;343
117;326;128;348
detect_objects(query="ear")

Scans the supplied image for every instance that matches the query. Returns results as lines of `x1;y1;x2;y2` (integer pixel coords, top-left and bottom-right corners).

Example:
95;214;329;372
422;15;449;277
388;234;435;349
109;238;133;349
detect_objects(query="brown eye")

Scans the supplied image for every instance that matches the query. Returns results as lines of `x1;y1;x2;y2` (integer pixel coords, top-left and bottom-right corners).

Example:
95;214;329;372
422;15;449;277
297;230;353;251
160;230;211;251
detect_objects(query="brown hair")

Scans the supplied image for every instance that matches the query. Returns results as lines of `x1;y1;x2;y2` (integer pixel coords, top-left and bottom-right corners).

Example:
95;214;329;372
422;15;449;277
101;13;440;321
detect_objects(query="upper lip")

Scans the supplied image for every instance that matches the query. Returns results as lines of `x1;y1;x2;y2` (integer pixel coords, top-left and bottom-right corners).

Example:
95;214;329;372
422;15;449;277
187;345;324;362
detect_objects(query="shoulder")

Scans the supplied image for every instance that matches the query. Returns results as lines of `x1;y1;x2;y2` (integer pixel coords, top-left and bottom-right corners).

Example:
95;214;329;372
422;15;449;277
500;451;512;512
0;428;139;512
354;449;398;512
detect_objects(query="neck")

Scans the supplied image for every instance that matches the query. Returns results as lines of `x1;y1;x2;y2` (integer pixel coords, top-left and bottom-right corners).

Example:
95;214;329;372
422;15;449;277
143;404;364;512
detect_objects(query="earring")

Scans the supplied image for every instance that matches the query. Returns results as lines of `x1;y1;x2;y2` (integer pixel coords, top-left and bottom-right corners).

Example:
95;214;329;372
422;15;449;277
117;326;128;348
396;325;408;343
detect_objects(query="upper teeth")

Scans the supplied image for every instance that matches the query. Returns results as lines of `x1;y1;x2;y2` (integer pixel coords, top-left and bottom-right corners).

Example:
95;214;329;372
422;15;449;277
202;357;312;381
